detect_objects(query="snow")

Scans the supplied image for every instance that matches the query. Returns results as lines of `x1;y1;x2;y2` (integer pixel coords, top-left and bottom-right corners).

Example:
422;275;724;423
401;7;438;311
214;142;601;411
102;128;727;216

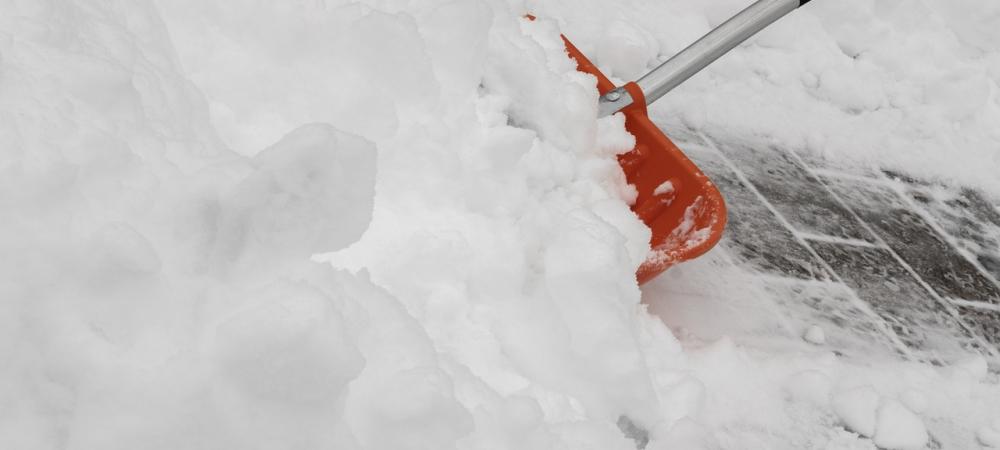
980;419;1000;448
652;180;675;197
832;386;880;438
784;370;832;406
803;324;827;345
2;0;999;449
873;400;928;449
900;389;928;414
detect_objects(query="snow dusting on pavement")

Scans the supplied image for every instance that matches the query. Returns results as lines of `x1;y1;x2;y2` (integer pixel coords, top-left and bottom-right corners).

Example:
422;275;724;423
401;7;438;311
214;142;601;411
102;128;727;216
1;0;998;449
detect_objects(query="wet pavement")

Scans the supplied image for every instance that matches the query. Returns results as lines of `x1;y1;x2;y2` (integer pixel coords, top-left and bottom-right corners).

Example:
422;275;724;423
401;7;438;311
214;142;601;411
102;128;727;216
645;127;1000;366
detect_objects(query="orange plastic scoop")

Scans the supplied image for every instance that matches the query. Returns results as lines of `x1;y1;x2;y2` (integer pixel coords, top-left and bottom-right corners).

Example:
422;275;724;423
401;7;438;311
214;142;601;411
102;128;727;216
562;37;727;284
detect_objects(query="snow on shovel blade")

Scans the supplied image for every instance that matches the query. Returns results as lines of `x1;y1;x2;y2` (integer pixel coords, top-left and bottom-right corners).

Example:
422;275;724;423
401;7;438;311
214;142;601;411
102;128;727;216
562;35;727;285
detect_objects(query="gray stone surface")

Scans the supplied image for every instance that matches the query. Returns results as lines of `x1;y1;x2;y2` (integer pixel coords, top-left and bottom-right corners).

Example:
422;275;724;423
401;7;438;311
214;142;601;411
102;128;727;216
761;279;900;357
906;185;1000;285
824;178;1000;304
708;136;875;242
685;146;829;280
809;241;984;359
666;127;1000;362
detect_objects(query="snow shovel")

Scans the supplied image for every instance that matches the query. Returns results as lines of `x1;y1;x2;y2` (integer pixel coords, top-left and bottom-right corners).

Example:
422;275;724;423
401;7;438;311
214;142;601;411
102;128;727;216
556;0;813;284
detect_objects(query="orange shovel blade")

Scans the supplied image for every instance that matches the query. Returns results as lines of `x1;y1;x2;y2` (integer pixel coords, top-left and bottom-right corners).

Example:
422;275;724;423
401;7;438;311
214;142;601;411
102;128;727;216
563;36;728;284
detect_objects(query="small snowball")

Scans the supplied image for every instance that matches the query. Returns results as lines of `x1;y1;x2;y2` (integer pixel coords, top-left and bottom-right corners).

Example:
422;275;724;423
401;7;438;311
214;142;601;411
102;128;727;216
831;385;880;437
803;325;826;345
873;400;928;449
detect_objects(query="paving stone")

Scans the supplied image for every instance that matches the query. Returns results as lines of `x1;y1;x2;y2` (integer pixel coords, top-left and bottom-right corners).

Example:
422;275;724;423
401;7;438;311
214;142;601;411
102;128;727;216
708;136;875;242
686;147;829;280
670;129;1000;360
796;153;881;179
906;185;1000;283
808;240;985;358
825;177;1000;304
951;304;1000;348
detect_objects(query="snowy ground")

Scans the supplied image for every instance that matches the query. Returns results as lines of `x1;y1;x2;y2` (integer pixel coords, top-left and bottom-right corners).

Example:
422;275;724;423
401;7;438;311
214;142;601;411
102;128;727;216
2;0;999;449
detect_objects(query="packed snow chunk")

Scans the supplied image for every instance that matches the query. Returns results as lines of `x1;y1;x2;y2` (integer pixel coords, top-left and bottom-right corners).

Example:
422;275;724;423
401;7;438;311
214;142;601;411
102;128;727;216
217;124;376;271
485;17;598;153
873;400;928;449
803;325;826;345
947;355;989;382
417;0;493;99
549;420;639;450
659;376;707;424
596;20;660;80
899;389;928;414
924;68;992;121
784;370;832;405
979;419;1000;448
352;367;472;450
653;181;675;197
89;222;163;277
156;1;440;148
207;276;367;449
595;112;637;157
212;279;364;405
831;385;880;437
649;418;713;450
338;271;472;450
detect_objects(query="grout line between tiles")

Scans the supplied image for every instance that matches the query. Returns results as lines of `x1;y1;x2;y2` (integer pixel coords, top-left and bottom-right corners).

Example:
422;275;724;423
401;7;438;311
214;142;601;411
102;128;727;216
797;232;884;249
697;131;916;359
884;180;1000;303
951;298;1000;313
782;147;1000;358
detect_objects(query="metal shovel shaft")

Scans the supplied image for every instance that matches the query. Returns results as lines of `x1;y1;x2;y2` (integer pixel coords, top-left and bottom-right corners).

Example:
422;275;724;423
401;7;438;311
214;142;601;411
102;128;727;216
599;0;811;117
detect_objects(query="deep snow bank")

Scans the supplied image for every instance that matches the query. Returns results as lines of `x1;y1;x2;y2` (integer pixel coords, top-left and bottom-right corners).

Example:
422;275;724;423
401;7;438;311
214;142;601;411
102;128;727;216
0;0;664;448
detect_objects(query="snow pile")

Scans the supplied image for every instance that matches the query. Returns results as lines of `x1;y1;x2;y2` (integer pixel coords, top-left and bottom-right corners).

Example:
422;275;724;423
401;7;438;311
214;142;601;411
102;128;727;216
0;0;668;448
3;0;1000;449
